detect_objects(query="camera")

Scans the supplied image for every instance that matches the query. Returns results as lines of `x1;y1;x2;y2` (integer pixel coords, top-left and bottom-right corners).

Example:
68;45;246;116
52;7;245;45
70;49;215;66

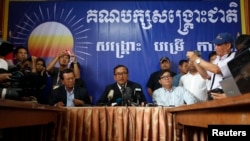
207;88;224;100
193;50;201;56
0;88;22;100
0;67;40;100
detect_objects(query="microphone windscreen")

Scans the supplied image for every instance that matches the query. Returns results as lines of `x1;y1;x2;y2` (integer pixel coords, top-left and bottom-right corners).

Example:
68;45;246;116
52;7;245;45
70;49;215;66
116;98;122;105
107;89;114;100
134;88;142;94
125;87;132;95
123;87;132;100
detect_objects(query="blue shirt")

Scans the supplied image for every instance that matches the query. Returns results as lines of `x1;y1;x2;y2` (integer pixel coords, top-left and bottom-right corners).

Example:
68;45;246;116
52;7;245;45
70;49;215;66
152;86;198;107
66;87;75;107
173;73;182;86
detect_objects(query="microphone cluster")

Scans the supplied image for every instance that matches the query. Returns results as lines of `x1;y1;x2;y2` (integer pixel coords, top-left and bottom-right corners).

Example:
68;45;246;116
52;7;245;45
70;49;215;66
106;86;143;106
122;87;132;106
134;88;142;106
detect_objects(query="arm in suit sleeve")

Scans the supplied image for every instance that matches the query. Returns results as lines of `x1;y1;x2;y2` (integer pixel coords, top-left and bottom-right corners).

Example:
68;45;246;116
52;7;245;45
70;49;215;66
82;88;92;105
48;87;66;106
96;86;111;105
75;87;92;106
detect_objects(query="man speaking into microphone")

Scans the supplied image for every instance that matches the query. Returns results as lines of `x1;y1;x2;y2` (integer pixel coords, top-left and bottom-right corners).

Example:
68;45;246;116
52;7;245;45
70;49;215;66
96;64;146;106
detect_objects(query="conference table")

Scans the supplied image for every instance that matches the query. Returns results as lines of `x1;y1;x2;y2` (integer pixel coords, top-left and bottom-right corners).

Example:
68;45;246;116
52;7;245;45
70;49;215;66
2;93;250;141
59;93;250;141
168;93;250;141
59;106;173;141
0;99;66;141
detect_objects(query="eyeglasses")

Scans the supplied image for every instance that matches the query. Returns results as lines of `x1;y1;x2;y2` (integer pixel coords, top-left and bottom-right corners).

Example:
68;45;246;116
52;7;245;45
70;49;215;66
65;77;75;81
115;72;128;77
160;75;172;80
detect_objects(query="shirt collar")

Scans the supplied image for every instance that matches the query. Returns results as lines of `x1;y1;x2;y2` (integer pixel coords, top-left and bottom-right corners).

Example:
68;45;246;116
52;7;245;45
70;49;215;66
117;83;127;89
65;86;74;94
163;86;175;92
218;52;232;60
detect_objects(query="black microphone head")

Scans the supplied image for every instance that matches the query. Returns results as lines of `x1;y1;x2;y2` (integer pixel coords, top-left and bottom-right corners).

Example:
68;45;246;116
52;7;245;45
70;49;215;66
134;88;142;98
125;87;132;98
134;88;142;93
116;98;122;106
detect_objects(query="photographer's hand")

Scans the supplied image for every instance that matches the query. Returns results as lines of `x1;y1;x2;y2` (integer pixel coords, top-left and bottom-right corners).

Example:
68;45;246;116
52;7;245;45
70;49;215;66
186;51;199;62
0;73;12;83
73;99;84;106
70;54;76;63
55;101;65;107
211;93;227;100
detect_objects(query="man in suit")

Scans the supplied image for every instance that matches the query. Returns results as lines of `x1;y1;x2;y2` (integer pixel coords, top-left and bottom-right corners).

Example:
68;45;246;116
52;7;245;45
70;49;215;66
48;68;91;107
96;64;146;106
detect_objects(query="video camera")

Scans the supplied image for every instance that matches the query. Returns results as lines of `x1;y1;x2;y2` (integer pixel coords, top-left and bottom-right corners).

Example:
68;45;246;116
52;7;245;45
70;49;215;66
0;67;41;100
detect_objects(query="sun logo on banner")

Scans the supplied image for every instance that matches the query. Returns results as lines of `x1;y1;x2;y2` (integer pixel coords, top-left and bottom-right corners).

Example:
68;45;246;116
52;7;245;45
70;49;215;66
10;3;92;61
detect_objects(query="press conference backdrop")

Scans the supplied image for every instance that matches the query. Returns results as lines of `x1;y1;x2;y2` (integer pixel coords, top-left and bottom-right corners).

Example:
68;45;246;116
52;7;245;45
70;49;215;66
8;0;241;103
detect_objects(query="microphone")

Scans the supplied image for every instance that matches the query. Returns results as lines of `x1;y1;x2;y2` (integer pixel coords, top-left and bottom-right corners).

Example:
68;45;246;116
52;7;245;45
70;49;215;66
107;89;114;101
107;89;114;106
134;88;142;106
123;87;132;106
116;98;122;106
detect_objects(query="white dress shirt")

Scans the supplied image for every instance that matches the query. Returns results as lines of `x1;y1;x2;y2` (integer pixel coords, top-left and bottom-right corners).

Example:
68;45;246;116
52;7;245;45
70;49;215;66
179;72;208;101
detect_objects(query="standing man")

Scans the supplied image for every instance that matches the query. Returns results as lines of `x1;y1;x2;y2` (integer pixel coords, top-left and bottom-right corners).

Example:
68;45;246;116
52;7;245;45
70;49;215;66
147;57;176;97
173;59;188;86
47;51;80;90
11;46;29;68
48;68;91;107
186;32;235;99
96;64;146;106
179;60;208;101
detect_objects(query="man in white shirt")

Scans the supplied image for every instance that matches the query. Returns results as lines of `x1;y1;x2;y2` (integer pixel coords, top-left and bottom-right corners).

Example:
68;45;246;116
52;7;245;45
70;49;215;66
0;58;8;70
186;32;235;100
179;59;208;101
152;70;198;107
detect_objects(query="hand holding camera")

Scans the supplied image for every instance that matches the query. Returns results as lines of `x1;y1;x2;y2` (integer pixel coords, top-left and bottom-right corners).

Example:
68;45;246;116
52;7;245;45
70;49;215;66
207;88;224;100
186;51;201;62
0;73;12;83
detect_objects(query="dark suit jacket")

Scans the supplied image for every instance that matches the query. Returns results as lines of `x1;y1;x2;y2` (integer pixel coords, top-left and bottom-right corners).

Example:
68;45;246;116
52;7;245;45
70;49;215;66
96;80;146;106
48;86;91;106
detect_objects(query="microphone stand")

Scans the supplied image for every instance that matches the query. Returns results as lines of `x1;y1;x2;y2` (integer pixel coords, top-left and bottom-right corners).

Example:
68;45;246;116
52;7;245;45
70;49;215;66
121;85;125;106
136;92;140;106
107;98;111;106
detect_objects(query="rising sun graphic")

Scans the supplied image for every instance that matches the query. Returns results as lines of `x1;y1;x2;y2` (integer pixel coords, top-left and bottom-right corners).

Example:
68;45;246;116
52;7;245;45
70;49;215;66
10;3;92;61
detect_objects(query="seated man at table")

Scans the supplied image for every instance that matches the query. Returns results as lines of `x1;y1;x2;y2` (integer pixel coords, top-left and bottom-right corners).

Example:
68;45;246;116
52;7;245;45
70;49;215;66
152;70;198;107
96;64;146;106
48;68;91;107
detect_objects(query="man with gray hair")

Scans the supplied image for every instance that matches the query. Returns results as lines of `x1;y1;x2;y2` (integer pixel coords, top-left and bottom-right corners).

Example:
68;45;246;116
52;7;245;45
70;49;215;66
186;32;235;100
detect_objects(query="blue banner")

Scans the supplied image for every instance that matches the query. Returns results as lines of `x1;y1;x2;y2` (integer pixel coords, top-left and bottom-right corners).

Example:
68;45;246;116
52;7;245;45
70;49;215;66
8;0;242;103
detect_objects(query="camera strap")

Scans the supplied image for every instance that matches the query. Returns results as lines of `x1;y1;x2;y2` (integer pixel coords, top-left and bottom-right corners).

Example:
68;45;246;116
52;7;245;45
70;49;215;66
209;74;216;90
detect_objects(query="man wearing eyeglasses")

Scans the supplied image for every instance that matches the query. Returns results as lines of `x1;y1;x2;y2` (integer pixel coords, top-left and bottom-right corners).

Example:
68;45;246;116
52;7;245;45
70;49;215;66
48;68;91;107
152;70;198;107
146;57;176;97
96;64;146;106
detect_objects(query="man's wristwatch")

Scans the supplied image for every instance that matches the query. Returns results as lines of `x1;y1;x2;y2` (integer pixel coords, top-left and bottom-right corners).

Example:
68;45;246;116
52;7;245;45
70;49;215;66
195;58;201;64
